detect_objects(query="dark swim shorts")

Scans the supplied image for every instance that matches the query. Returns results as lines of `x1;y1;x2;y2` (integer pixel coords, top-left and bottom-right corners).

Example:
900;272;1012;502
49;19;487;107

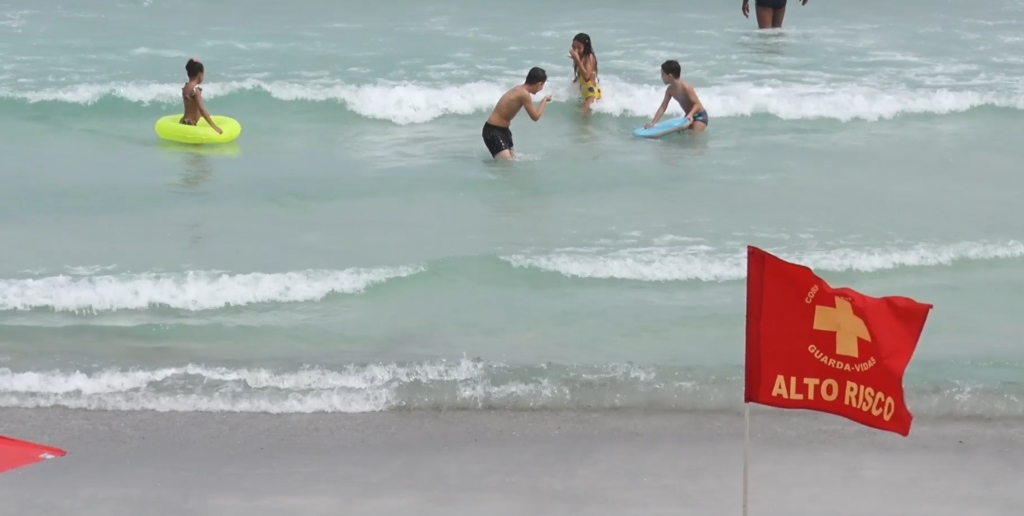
692;110;709;126
482;122;513;157
755;0;787;9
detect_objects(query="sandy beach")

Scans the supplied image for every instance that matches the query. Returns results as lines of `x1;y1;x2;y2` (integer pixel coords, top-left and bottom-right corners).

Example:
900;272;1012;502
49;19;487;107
2;408;1022;516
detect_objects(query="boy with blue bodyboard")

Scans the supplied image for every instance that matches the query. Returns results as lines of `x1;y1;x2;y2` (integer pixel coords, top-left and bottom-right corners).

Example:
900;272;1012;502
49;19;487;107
641;60;708;137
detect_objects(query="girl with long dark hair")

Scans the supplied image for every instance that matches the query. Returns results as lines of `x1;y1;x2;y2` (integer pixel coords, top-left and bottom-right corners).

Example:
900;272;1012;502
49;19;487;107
569;32;601;114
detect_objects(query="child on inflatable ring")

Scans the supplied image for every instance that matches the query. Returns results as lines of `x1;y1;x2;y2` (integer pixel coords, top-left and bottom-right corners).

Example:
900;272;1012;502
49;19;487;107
180;58;222;134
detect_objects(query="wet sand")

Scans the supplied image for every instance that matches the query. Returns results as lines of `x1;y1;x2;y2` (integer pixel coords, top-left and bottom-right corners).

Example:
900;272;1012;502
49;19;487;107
1;408;1022;516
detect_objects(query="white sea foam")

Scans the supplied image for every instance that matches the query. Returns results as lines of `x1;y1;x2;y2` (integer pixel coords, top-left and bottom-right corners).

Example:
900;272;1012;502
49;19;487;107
129;47;187;58
0;360;650;413
64;264;118;276
0;266;424;312
590;78;1024;122
3;76;1022;124
0;361;1017;416
502;241;1024;282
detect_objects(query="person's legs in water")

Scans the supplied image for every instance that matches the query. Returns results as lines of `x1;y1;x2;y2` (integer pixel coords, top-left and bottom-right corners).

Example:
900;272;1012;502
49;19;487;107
755;6;774;28
482;122;515;160
770;6;787;27
581;96;597;115
753;0;787;29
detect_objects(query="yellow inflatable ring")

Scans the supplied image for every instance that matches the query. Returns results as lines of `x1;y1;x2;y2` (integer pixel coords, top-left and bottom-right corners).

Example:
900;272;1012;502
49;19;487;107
154;114;242;144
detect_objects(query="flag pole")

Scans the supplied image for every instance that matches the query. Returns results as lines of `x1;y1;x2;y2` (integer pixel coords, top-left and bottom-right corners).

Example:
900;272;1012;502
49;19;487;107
743;402;749;516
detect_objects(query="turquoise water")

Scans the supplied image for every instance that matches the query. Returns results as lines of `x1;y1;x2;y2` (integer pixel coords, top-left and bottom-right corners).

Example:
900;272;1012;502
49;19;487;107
1;0;1023;415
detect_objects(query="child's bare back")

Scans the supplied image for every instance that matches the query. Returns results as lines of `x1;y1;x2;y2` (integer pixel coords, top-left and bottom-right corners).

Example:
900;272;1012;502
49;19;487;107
666;80;698;114
179;58;222;134
487;87;538;127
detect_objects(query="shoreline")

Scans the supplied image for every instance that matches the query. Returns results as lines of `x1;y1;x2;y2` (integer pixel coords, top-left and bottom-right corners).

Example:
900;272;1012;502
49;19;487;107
2;408;1021;515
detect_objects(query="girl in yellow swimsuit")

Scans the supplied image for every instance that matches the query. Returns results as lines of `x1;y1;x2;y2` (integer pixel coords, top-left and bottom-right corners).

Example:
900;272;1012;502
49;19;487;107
570;32;600;115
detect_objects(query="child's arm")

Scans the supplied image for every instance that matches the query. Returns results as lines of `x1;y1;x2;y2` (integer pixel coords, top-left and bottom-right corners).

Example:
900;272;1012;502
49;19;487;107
645;88;672;128
522;91;553;121
571;52;596;83
194;88;223;134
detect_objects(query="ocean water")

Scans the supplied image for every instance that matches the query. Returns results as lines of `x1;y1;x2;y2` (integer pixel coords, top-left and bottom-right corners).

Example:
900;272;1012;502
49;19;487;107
1;0;1023;418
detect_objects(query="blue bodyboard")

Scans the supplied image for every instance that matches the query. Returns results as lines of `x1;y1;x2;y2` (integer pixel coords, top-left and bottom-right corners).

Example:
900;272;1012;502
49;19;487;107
632;117;691;138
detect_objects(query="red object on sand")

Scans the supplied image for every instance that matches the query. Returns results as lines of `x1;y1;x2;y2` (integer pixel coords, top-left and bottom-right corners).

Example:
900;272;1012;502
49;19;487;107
744;245;932;436
0;434;67;474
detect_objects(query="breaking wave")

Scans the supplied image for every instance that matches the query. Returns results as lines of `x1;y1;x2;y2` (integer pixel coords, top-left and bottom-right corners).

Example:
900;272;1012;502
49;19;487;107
0;359;1019;417
3;77;1022;125
0;266;424;312
503;240;1024;282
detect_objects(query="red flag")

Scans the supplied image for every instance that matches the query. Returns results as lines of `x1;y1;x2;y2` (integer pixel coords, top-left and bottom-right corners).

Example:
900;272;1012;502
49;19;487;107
0;434;67;474
744;245;932;436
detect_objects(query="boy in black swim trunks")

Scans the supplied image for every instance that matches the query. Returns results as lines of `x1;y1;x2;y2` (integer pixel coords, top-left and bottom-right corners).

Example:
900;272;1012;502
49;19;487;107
644;60;708;134
482;67;552;160
180;58;222;134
